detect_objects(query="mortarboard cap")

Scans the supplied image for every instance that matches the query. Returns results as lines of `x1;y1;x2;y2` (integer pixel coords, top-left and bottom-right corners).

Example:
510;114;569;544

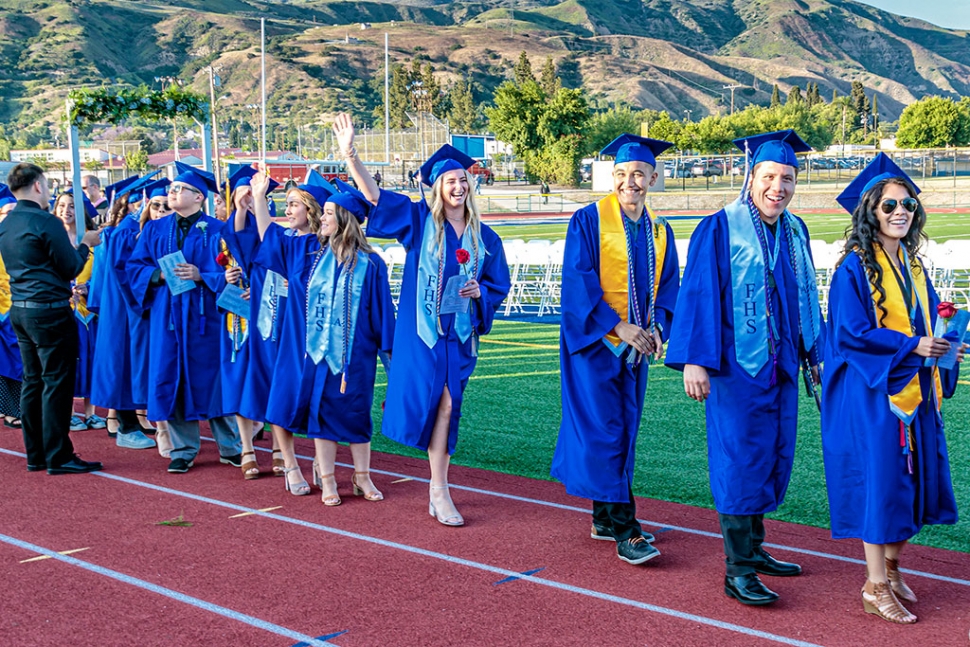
329;178;371;223
733;129;812;170
835;153;919;215
599;134;674;168
295;170;339;210
143;178;172;200
227;164;280;195
104;174;140;200
419;144;477;187
121;170;164;203
172;161;218;197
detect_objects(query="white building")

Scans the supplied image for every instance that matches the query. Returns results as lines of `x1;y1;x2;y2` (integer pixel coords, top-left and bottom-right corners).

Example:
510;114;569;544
10;148;111;164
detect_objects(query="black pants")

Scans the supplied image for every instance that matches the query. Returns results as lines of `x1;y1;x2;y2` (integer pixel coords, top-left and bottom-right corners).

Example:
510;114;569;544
592;484;642;542
719;513;766;576
11;306;79;468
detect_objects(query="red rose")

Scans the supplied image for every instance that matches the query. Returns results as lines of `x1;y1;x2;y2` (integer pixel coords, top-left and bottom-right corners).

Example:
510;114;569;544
455;248;471;265
216;252;230;268
937;302;958;319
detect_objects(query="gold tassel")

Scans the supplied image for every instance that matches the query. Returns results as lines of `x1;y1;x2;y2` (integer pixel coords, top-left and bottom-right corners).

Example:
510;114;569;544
340;373;347;394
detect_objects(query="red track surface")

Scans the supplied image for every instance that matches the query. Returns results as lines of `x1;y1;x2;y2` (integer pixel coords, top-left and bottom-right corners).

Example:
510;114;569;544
2;423;969;647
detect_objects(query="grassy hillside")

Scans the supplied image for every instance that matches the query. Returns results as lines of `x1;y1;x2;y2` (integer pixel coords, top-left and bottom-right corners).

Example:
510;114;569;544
0;0;967;135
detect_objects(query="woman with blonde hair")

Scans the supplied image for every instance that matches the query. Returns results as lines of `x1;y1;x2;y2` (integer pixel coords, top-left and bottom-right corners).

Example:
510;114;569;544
333;113;510;526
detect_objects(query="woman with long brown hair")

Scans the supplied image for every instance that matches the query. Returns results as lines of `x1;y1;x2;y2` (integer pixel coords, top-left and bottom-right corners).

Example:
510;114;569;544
333;113;510;526
822;154;965;625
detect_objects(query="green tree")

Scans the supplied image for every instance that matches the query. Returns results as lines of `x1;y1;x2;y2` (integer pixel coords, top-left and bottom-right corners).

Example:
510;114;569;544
513;51;534;85
647;112;684;149
448;79;479;132
387;64;412;129
585;107;640;155
896;96;970;148
420;63;444;116
125;148;150;172
485;80;546;154
787;86;803;105
832;87;839;103
539;56;560;97
770;84;781;108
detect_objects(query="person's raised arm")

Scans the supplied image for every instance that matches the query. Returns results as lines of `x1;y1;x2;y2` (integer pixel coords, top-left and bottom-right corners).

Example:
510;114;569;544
333;113;379;204
250;166;273;239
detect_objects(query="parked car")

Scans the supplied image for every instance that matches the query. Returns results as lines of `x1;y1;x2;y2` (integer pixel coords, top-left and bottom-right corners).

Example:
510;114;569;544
691;160;724;177
664;161;692;179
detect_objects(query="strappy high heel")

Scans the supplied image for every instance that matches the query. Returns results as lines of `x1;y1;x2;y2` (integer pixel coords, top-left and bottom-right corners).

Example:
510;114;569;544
313;462;341;506
886;557;917;605
352;471;383;501
862;580;917;624
240;451;260;480
283;466;310;496
429;484;463;526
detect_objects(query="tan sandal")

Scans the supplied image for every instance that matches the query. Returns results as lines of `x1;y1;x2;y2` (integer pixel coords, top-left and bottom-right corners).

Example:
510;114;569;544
429;484;463;527
862;580;917;624
241;451;260;480
313;465;341;506
352;471;383;502
271;449;285;477
886;558;917;605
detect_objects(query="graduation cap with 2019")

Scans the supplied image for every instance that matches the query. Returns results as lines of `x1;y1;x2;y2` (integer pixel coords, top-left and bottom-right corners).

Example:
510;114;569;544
599;134;674;168
835;152;920;216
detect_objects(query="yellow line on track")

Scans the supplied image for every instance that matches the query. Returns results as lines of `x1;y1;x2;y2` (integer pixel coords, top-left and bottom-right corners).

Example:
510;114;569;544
21;547;90;563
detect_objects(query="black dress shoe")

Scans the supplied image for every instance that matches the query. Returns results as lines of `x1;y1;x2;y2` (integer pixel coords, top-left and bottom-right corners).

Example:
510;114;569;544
616;536;661;565
754;549;802;577
167;458;194;473
724;573;779;605
47;455;103;475
27;463;47;472
592;524;655;544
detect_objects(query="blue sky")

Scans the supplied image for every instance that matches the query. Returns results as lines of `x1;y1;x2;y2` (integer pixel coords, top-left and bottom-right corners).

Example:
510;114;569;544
856;1;970;29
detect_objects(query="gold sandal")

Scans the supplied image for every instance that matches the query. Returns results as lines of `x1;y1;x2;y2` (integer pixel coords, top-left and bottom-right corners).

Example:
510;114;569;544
313;466;341;506
352;471;383;502
862;580;917;624
886;557;917;605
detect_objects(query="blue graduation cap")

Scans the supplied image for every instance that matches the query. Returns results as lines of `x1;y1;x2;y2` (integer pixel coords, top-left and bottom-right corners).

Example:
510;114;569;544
104;174;140;200
0;184;16;208
172;161;218;197
733;129;812;170
142;178;172;200
836;153;919;215
599;134;674;168
295;170;339;210
121;170;164;203
419;144;477;187
227;164;280;195
330;178;371;223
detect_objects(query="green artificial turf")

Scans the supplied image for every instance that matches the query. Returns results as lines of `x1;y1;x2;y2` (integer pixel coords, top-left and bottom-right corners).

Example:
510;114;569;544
370;320;970;554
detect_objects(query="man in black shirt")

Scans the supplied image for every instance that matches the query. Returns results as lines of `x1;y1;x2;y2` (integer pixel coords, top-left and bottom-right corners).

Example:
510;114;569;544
0;163;103;474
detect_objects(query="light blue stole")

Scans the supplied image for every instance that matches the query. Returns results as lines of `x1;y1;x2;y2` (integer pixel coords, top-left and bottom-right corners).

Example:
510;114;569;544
726;198;820;377
305;249;369;375
415;214;483;349
257;270;287;341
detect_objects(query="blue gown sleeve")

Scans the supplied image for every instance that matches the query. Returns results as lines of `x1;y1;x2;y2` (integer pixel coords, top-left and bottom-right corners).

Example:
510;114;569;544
254;223;289;276
126;221;160;315
368;253;396;353
560;207;623;354
221;213;262;274
470;226;511;337
364;189;423;249
112;226;141;312
664;214;723;372
200;230;228;296
86;233;106;314
655;220;680;343
828;255;921;395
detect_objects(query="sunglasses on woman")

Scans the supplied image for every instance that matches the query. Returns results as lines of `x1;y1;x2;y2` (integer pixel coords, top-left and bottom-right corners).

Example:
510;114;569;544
879;198;918;214
149;202;170;210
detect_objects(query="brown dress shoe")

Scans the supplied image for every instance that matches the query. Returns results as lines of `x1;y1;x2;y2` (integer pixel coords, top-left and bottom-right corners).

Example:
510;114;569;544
862;580;917;624
886;557;917;605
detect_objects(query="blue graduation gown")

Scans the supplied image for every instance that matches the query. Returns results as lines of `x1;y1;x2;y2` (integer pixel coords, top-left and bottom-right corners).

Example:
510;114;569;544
0;271;21;382
367;190;510;454
303;251;396;443
220;215;284;422
255;223;322;430
821;253;958;543
551;205;680;503
126;214;226;422
116;216;154;407
89;225;141;409
665;210;823;515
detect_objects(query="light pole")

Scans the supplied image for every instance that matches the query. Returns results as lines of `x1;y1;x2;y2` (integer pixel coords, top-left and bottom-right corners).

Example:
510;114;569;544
246;104;260;153
684;109;693;122
205;66;224;189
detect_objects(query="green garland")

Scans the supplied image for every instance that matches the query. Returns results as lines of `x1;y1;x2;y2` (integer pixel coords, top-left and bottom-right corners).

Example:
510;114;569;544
67;85;208;125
